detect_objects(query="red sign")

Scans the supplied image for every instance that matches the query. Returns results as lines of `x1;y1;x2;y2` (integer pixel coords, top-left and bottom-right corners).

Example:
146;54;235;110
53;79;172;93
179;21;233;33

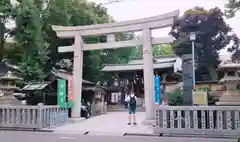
68;76;74;107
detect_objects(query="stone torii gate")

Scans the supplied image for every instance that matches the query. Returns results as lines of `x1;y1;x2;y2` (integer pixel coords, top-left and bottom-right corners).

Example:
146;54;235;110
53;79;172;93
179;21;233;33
52;10;179;123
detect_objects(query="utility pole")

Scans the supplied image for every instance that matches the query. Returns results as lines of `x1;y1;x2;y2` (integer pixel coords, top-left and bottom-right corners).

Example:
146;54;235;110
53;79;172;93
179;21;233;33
189;32;196;90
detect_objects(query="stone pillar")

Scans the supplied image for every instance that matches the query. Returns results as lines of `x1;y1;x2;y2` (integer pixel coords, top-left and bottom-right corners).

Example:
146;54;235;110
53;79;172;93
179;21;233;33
107;34;115;42
71;35;83;118
182;54;193;105
142;28;155;123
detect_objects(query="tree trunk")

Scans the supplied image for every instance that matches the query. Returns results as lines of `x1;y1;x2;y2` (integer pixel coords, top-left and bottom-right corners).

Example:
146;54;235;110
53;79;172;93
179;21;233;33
206;66;217;81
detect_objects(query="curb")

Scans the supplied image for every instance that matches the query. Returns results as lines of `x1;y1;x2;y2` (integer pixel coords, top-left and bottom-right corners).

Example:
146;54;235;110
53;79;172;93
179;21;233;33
123;133;238;139
36;129;55;132
83;131;125;136
0;128;54;133
123;133;159;137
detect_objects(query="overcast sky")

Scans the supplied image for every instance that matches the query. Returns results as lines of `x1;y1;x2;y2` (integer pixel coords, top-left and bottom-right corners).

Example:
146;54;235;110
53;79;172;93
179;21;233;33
8;0;239;58
90;0;240;56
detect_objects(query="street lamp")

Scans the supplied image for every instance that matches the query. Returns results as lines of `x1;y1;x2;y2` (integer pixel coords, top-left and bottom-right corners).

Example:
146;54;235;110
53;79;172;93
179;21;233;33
0;12;4;60
189;32;196;90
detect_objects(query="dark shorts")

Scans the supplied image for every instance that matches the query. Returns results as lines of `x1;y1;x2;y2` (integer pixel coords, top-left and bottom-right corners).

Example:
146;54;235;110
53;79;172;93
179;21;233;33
129;107;136;114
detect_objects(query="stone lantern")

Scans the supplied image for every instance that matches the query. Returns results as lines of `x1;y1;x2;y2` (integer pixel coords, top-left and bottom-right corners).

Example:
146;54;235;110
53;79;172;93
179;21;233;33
216;61;240;105
0;71;23;105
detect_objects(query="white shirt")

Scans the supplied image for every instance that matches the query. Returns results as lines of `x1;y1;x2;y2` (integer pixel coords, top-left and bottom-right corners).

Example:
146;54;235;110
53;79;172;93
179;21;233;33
125;93;137;102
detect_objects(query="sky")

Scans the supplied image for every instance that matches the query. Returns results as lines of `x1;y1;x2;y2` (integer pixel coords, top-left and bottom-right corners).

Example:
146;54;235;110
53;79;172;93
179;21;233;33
7;0;239;59
90;0;240;57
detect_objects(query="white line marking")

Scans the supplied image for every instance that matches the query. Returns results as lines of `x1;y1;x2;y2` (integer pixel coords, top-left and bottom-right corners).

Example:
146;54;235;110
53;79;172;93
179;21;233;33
60;137;76;140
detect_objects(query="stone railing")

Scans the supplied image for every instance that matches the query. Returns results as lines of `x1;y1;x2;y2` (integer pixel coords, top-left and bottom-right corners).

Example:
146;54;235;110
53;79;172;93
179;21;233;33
0;103;68;130
154;106;240;138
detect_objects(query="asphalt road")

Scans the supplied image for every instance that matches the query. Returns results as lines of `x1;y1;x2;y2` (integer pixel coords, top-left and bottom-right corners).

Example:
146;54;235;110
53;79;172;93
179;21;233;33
0;131;237;142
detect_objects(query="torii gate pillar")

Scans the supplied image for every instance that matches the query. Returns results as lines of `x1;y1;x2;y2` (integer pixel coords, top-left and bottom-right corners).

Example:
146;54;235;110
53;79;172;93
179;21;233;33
142;28;155;123
71;35;83;118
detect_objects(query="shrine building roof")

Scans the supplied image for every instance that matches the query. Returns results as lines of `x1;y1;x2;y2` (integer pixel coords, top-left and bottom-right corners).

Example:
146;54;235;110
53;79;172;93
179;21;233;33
21;82;50;91
101;55;182;72
51;68;95;85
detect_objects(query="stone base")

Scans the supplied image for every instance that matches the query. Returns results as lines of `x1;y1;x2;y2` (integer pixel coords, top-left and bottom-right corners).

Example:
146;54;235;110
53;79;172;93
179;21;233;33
68;118;85;123
216;102;240;106
0;94;22;105
142;119;155;126
216;91;240;106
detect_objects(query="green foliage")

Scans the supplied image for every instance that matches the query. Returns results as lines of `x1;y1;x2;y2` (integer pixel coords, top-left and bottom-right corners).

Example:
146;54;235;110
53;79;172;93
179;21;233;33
170;7;239;75
130;44;173;58
225;0;240;18
0;0;12;59
0;0;11;17
12;0;49;81
227;34;240;61
37;0;135;82
47;0;133;82
207;95;218;106
225;0;240;61
167;88;184;106
5;0;134;83
152;44;173;56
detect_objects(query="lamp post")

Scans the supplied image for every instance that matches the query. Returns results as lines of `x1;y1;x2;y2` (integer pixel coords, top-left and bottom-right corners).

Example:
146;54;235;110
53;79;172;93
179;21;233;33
0;12;4;60
189;32;196;90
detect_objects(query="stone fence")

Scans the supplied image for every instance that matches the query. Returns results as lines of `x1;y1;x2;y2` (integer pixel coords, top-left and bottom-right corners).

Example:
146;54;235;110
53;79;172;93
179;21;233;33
154;106;240;138
0;103;68;130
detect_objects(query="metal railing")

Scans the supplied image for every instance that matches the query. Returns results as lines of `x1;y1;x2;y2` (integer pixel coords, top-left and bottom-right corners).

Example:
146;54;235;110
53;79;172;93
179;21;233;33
0;103;68;130
154;106;240;138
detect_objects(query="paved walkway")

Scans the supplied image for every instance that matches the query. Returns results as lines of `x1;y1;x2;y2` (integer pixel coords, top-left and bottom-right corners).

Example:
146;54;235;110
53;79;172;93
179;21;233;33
54;112;153;136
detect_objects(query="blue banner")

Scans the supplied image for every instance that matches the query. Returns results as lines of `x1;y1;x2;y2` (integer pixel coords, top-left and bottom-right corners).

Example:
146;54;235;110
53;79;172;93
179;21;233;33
154;75;161;104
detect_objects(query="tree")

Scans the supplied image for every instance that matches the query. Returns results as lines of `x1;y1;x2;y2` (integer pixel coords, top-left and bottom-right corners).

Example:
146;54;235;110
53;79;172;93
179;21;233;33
44;0;134;82
130;44;173;58
225;0;240;60
170;7;239;80
0;0;12;60
225;0;240;18
12;0;49;81
152;44;173;56
8;0;134;83
228;34;240;60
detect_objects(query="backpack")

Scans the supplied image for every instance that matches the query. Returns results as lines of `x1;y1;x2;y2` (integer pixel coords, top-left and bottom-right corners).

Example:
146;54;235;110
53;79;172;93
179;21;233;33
129;96;136;108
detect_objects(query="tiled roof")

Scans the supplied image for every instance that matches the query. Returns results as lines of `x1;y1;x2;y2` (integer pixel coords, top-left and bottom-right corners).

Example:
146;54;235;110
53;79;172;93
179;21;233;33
51;69;95;85
101;55;181;72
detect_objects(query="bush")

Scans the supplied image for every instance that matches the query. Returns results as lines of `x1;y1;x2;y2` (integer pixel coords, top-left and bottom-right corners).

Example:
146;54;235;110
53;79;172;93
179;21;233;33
207;94;218;106
167;88;184;106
